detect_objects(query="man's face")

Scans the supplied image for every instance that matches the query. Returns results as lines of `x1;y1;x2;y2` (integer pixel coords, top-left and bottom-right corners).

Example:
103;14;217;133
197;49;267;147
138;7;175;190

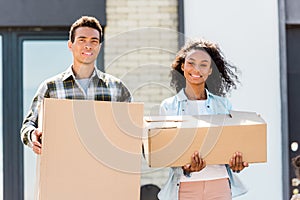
68;26;101;66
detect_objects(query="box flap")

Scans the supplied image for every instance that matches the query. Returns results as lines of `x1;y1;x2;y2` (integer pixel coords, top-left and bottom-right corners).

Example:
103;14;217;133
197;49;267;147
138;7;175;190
145;110;266;130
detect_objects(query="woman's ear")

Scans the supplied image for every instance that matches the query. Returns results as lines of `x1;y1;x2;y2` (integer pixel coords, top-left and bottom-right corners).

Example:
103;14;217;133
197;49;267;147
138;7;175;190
181;63;185;71
208;67;212;75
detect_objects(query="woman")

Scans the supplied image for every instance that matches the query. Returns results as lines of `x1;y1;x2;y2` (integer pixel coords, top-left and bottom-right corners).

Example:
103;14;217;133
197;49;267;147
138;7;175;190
158;38;249;200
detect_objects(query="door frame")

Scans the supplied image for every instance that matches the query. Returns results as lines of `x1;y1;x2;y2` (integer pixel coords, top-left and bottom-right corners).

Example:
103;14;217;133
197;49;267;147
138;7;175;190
2;28;70;200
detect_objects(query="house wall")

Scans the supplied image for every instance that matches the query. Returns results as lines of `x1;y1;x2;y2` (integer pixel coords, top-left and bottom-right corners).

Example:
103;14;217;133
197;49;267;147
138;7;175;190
184;0;282;199
104;0;179;188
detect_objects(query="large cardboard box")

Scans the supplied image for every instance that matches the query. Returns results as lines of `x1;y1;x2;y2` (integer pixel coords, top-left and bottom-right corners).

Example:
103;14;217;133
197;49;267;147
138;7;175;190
144;111;267;167
36;99;144;200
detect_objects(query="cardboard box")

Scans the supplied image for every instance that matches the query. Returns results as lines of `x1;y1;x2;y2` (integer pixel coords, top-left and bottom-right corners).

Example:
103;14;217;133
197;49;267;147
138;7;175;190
36;99;144;200
143;111;267;167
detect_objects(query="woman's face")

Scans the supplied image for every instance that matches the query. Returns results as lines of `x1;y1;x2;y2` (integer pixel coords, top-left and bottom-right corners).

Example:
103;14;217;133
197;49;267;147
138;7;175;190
182;49;212;86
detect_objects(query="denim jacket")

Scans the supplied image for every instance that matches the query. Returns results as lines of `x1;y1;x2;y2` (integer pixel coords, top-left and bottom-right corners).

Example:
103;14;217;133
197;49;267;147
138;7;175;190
158;89;248;200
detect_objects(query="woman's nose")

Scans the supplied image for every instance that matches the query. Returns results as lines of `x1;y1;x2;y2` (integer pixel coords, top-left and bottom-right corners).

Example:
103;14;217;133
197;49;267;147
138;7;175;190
193;64;202;71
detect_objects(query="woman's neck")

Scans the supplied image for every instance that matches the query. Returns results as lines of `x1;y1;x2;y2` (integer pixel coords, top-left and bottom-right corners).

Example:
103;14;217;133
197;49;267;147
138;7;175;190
184;85;207;100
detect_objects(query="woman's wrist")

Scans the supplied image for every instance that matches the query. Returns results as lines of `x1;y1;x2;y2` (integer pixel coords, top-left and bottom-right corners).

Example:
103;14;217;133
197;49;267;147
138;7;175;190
182;168;191;177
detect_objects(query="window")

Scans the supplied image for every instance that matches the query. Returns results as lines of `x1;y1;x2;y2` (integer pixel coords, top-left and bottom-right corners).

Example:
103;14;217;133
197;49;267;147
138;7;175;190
23;40;71;200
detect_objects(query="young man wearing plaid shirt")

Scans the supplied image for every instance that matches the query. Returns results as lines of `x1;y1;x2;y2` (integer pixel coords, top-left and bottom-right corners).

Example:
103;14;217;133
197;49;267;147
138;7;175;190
20;16;132;155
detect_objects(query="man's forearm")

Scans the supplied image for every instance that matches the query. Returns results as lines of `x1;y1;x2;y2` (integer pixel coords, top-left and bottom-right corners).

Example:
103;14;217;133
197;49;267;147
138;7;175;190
20;121;37;148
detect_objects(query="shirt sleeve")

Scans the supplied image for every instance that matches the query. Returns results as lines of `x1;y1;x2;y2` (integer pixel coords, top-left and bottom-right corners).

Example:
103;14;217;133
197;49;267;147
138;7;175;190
20;82;48;147
118;82;132;102
226;98;233;111
159;101;167;116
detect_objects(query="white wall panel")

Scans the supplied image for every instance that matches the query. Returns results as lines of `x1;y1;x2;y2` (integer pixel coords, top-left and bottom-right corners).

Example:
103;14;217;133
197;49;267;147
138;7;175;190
184;1;281;199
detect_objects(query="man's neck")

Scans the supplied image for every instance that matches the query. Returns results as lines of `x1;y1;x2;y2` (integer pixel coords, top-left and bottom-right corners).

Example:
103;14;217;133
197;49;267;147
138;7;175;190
72;63;95;79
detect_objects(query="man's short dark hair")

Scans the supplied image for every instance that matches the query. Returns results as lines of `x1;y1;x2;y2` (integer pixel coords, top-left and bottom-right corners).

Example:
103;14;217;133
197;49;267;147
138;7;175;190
69;16;103;43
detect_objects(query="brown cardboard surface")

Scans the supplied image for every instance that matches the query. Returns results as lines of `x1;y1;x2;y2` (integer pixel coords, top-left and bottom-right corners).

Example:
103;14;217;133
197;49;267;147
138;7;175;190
37;99;144;200
144;111;267;167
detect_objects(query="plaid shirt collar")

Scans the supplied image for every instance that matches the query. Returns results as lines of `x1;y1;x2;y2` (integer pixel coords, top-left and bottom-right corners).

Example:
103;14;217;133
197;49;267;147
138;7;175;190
62;65;104;81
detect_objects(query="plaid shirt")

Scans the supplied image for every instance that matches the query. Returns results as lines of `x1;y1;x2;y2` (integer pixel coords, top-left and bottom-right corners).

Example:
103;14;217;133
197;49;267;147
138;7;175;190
21;66;132;147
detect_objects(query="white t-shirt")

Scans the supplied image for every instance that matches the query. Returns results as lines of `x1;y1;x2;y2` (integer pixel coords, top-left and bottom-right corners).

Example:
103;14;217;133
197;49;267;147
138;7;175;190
76;78;90;95
180;99;229;182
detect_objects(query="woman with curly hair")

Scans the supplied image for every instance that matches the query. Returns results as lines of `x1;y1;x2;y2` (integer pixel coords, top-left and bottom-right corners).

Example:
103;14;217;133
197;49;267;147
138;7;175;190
158;39;249;200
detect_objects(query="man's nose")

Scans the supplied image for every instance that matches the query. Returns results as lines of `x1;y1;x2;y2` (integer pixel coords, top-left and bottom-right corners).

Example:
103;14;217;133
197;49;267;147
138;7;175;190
84;45;92;49
84;42;93;49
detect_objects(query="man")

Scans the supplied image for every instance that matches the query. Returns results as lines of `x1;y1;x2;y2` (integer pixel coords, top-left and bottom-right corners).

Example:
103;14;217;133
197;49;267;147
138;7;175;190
20;16;131;155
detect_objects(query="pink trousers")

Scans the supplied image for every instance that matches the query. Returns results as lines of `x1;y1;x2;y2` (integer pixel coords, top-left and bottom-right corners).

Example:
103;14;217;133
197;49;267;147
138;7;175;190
179;178;231;200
